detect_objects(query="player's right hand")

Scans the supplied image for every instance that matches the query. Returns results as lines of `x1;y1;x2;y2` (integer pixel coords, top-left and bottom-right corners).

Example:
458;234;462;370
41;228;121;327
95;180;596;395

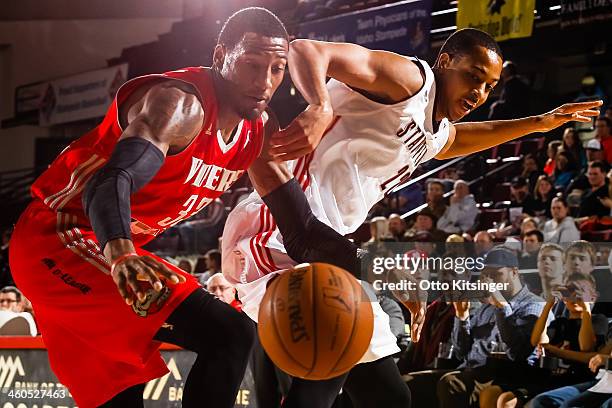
111;254;186;305
269;104;333;161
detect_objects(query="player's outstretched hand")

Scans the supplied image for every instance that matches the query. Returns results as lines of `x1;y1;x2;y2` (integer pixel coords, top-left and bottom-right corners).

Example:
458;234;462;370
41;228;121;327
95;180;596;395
111;254;186;305
269;104;333;161
537;100;602;132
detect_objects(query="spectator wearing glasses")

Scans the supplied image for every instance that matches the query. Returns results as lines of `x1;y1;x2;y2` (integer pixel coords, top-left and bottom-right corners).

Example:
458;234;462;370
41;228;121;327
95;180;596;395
206;273;241;312
0;286;37;336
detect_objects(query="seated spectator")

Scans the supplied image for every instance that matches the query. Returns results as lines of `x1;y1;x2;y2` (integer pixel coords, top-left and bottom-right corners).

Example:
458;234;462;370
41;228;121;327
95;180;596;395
482;273;608;408
566;139;605;196
521;154;544;194
388;183;424;214
177;259;193;275
523;175;555;218
509;176;532;208
0;286;37;336
553;151;579;191
405;208;446;242
564;241;596;280
577;161;610;218
382;213;408;242
206;273;241;311
544;140;562;177
368;216;389;242
536;243;565;300
427;180;448;220
520;230;544;269
563;127;587;169
543;196;581;244
435;247;548;408
437;180;479;234
198;249;222;287
474;231;495;257
596;116;612;164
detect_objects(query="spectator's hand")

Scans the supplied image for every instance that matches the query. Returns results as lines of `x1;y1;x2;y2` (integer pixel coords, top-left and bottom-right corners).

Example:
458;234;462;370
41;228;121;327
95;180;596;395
536;100;602;132
269;104;334;161
589;353;609;373
548;287;564;303
453;300;470;320
403;300;426;342
598;196;612;209
110;254;186;305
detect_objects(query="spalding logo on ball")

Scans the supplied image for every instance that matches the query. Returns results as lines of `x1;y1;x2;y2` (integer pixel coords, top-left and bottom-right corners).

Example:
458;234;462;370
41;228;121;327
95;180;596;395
258;263;374;380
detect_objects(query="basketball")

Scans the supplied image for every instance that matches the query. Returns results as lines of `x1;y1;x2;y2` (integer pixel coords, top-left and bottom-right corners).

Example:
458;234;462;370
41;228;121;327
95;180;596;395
258;262;374;380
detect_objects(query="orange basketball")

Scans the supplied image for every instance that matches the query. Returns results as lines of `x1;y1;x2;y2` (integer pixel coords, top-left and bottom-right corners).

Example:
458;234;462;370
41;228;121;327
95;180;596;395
258;262;374;380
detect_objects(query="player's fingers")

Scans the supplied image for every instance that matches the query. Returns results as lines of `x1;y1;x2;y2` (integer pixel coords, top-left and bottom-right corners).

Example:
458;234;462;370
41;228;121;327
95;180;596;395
578;109;601;117
113;268;132;305
141;256;185;283
125;265;145;302
566;100;603;110
138;262;163;291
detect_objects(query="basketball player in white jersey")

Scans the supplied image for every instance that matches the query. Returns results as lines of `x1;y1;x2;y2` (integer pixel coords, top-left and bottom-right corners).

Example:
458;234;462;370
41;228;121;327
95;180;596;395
225;28;601;407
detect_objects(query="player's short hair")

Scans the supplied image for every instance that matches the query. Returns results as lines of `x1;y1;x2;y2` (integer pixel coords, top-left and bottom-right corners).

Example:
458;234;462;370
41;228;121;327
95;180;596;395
439;28;503;61
218;7;289;50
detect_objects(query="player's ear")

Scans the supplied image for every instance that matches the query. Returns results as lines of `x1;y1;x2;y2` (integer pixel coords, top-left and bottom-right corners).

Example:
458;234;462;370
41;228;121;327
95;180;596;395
212;44;227;73
437;52;452;69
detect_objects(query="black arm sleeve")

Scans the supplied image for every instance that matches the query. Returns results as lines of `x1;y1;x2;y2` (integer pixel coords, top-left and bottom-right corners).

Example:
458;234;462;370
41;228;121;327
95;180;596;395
82;137;165;251
261;178;360;276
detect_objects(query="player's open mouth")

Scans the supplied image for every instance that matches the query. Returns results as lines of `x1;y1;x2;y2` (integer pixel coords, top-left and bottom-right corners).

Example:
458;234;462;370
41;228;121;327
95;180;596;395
461;99;475;112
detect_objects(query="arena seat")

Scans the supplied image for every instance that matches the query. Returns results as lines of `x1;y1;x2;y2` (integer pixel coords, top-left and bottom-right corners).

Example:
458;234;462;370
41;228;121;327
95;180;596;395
491;182;512;204
477;208;507;230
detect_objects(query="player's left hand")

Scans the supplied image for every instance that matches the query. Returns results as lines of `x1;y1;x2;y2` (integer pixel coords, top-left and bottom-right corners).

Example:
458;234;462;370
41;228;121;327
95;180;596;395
269;104;333;161
537;100;602;132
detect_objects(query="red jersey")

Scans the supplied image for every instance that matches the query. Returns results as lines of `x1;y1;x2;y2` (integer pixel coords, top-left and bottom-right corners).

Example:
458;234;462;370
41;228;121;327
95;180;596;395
31;67;264;248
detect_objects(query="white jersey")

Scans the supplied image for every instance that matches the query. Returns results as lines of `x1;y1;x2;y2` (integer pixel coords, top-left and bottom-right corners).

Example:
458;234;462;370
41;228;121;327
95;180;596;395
221;58;450;364
295;57;450;235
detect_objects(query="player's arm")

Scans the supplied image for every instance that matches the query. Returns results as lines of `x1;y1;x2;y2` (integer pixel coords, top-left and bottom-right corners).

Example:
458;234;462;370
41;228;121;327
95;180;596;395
436;100;602;159
82;81;203;304
269;39;424;161
248;110;360;274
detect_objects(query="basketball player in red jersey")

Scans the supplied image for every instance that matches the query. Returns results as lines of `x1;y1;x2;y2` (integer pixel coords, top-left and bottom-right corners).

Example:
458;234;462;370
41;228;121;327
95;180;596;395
9;8;290;408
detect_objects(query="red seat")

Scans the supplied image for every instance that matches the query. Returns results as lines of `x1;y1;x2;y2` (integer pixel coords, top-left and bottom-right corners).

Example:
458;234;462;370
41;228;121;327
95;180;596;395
581;230;612;241
519;138;542;156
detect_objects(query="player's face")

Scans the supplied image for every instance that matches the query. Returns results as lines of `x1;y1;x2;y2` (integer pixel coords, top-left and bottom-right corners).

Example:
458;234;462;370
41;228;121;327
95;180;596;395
437;46;502;121
216;33;288;120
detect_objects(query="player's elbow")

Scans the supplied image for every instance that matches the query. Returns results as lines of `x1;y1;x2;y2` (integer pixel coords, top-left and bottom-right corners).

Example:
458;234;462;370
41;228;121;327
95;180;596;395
289;39;324;61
